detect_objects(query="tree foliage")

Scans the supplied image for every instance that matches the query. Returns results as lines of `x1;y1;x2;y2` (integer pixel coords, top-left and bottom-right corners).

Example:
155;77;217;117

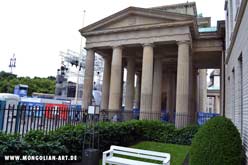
0;71;55;95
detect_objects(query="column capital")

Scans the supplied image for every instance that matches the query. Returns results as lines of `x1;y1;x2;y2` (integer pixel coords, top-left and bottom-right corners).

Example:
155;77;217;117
112;45;123;49
142;43;154;47
177;40;191;46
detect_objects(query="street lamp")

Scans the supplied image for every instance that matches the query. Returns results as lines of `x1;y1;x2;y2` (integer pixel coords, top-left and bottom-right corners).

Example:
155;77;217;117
8;54;16;93
9;54;16;74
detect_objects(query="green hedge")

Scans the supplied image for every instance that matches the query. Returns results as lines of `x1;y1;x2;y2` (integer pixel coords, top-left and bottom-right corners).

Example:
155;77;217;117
190;116;242;165
0;120;198;161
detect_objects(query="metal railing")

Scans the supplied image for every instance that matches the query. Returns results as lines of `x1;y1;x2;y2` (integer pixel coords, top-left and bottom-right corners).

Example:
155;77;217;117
0;105;86;136
0;106;219;135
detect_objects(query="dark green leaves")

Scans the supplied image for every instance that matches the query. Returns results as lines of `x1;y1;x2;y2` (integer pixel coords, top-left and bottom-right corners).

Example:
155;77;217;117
190;116;242;165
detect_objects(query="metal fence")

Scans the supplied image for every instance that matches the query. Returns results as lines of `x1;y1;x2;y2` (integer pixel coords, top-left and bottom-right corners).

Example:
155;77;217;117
0;105;86;136
0;106;219;136
98;110;218;127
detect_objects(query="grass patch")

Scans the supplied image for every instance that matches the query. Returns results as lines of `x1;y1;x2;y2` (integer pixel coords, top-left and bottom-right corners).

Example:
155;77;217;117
99;141;190;165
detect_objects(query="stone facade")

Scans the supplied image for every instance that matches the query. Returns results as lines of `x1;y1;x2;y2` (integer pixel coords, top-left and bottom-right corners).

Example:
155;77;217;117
224;0;248;160
80;2;224;128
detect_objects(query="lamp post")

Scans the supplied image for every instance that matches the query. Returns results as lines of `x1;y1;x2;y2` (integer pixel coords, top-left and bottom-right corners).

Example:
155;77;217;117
8;54;16;93
9;54;16;74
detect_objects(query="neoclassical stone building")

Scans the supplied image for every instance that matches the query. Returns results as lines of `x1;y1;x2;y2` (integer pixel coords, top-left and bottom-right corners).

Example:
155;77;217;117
79;2;225;128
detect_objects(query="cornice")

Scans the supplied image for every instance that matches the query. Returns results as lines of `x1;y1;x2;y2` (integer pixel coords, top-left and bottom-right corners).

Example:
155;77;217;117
150;2;197;16
79;6;195;35
81;20;194;37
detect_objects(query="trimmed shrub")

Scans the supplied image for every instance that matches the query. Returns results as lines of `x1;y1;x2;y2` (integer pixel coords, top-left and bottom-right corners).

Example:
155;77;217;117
139;120;175;142
49;124;85;156
97;120;176;151
0;133;26;156
0;120;199;161
171;125;199;145
24;130;67;155
190;116;242;165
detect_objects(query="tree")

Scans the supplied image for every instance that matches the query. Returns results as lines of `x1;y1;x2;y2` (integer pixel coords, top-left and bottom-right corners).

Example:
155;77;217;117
0;71;55;95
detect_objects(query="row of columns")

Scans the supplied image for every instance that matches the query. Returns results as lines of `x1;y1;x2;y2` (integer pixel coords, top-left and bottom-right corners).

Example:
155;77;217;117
82;41;191;128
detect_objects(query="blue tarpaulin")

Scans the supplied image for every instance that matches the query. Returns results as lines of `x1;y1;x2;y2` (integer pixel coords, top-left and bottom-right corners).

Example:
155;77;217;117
197;112;219;125
69;105;82;121
161;111;169;122
19;101;45;117
132;108;140;120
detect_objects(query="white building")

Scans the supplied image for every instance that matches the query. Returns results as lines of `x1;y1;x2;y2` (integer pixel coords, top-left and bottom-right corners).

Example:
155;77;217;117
224;0;248;161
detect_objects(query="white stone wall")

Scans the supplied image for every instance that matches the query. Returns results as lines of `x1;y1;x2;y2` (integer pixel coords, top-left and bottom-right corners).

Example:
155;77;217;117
225;1;248;159
226;0;241;48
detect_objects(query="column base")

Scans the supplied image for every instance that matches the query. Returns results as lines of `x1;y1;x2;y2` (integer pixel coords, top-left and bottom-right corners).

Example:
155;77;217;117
99;110;134;122
175;112;191;128
139;111;161;120
140;94;152;120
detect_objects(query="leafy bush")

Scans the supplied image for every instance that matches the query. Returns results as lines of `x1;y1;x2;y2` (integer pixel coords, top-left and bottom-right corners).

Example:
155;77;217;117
0;132;35;164
170;125;199;145
190;116;242;165
0;133;26;156
50;124;85;156
0;120;198;161
24;130;67;155
138;120;175;142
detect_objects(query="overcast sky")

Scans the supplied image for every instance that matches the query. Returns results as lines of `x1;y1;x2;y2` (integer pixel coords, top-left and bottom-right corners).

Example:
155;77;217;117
0;0;225;78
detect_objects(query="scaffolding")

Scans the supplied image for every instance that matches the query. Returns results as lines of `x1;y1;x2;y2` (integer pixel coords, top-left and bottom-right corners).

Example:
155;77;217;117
55;49;104;101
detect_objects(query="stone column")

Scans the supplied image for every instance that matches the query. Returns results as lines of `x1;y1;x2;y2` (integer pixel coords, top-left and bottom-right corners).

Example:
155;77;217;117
125;57;135;111
82;49;95;110
140;43;154;120
120;66;124;108
220;50;225;115
191;68;198;123
215;95;220;114
188;54;194;124
171;73;176;114
101;56;111;110
175;41;190;128
152;58;162;120
196;70;200;112
135;73;141;109
166;73;174;121
108;46;123;112
198;69;207;112
161;72;167;111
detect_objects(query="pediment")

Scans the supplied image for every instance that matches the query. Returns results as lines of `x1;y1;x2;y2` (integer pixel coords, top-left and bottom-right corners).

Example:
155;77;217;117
99;14;171;30
80;7;194;34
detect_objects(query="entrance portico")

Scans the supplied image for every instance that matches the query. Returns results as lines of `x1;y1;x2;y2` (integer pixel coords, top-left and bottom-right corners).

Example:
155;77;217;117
80;2;225;127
